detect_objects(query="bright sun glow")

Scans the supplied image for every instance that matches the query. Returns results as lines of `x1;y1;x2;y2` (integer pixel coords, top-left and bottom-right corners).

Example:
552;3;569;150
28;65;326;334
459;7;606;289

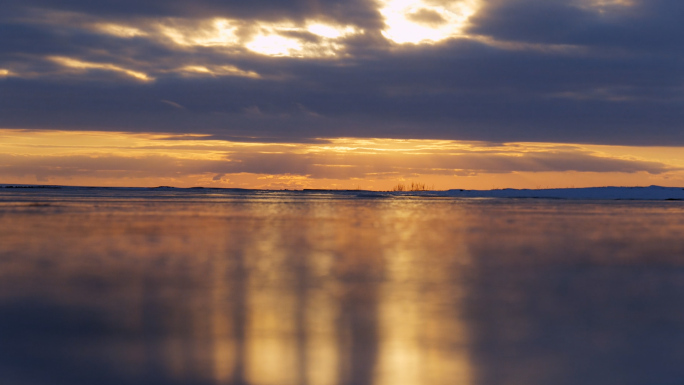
0;69;9;77
50;56;152;81
244;21;356;57
379;0;480;44
246;33;304;57
306;23;356;39
307;23;343;38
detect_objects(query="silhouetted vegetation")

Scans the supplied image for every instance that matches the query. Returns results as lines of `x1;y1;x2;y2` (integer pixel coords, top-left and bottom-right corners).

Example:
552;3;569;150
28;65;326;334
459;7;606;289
391;182;433;191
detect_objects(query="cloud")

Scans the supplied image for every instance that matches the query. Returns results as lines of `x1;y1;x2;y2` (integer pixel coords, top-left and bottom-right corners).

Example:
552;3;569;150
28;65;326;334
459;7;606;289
160;100;185;109
1;0;683;145
406;9;448;26
468;0;684;53
0;132;674;186
2;0;383;31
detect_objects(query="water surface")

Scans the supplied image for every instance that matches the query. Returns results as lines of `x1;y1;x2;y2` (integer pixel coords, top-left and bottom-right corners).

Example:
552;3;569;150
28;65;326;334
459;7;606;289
1;188;684;385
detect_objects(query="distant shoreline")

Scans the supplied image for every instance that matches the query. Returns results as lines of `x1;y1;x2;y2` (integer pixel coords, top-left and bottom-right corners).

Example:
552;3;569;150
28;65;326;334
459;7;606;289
2;184;684;200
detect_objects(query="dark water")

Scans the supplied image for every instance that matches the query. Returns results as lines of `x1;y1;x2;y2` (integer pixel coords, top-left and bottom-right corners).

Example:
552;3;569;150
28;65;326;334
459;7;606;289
1;188;684;385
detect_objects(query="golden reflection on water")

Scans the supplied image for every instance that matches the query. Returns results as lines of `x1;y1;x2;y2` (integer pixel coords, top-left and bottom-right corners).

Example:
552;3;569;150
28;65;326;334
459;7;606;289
2;190;684;385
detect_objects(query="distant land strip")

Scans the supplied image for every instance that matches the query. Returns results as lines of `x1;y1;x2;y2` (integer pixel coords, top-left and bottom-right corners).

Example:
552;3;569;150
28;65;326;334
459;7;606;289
2;184;684;200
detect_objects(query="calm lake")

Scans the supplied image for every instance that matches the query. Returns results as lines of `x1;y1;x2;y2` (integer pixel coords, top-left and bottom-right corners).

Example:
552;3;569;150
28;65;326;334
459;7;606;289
1;188;684;385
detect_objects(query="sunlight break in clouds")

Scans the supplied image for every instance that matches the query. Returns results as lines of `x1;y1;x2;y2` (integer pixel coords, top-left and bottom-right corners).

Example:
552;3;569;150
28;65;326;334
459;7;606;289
178;65;260;78
243;21;357;57
145;18;358;58
379;0;480;44
49;56;152;82
246;33;305;57
92;23;147;38
158;19;239;47
307;23;354;39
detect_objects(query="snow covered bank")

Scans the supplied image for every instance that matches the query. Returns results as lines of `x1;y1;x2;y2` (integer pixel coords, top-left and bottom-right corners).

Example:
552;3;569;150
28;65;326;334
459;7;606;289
436;186;684;200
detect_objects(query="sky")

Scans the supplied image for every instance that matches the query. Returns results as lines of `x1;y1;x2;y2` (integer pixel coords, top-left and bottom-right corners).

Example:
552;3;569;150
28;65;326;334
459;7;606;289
1;0;683;189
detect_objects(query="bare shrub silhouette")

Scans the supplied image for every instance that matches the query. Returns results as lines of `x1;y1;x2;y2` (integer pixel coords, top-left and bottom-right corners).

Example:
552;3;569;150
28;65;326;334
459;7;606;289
391;182;433;191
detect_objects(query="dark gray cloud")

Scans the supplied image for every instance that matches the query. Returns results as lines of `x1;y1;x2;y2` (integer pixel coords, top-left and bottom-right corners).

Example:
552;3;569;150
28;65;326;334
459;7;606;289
469;0;684;52
3;0;377;20
2;0;382;28
1;0;683;145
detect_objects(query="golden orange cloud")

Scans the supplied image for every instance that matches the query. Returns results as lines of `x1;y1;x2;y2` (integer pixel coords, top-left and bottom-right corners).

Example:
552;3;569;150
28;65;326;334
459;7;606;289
1;129;683;190
49;56;153;82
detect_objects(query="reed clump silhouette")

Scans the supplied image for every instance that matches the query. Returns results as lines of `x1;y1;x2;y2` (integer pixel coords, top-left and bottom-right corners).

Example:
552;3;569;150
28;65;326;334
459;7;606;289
391;182;433;191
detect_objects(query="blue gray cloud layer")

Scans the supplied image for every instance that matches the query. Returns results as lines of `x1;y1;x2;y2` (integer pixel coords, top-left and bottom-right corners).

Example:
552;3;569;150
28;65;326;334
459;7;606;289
1;0;682;144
